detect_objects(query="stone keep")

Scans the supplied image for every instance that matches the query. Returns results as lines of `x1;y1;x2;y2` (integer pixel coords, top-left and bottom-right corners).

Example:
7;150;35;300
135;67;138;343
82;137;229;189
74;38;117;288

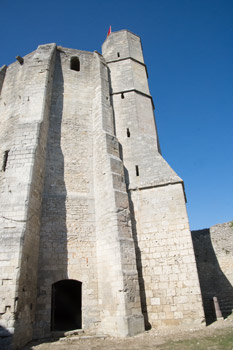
0;30;204;348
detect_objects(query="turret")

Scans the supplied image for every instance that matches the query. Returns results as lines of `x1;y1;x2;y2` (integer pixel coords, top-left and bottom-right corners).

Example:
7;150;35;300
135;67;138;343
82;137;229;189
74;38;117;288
102;30;181;190
103;30;205;329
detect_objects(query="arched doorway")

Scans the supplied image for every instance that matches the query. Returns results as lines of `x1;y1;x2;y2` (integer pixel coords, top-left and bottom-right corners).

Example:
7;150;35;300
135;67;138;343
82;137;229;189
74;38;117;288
51;279;82;331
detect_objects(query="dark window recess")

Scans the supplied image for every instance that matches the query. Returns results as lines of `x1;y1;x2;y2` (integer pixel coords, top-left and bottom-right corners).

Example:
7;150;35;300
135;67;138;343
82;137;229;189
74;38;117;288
121;93;124;99
70;57;80;71
127;128;130;137
16;56;24;65
117;52;120;57
2;150;9;172
136;165;139;176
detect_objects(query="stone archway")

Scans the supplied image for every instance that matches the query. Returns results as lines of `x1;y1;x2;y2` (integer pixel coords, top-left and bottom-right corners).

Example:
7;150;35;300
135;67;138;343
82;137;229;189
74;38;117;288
51;279;82;331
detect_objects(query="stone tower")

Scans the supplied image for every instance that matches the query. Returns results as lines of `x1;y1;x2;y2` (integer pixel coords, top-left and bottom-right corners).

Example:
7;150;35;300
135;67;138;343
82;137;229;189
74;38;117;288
0;30;204;349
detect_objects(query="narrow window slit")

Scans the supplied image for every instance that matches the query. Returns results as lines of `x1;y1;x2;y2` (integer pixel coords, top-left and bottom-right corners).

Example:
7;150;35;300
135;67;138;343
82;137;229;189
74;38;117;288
70;57;80;71
121;93;124;99
117;52;120;57
127;128;130;137
16;56;24;65
2;150;9;172
135;165;139;176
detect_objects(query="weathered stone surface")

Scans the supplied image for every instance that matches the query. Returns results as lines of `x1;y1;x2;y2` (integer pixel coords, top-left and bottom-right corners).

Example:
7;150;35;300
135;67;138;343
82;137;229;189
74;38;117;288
0;30;206;349
0;43;56;349
102;30;204;329
192;222;233;324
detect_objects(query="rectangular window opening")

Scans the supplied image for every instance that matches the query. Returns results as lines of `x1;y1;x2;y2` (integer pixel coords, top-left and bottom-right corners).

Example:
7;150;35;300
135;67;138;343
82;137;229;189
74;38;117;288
127;128;130;137
135;165;139;176
117;52;120;57
2;150;9;172
121;93;124;99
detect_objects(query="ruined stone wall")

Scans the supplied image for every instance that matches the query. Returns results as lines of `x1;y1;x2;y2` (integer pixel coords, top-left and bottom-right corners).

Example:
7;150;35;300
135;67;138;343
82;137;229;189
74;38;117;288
34;48;100;338
192;222;233;324
0;44;56;349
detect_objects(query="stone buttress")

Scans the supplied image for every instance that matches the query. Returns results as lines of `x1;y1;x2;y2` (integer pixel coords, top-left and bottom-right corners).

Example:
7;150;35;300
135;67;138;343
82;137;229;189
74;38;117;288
92;51;144;336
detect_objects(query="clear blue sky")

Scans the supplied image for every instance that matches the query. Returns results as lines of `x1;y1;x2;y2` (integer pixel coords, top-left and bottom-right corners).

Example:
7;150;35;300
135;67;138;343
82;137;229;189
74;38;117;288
1;0;232;230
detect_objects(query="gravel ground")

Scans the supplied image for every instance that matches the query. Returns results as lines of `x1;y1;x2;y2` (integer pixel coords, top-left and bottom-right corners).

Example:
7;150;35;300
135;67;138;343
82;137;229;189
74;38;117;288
22;317;233;350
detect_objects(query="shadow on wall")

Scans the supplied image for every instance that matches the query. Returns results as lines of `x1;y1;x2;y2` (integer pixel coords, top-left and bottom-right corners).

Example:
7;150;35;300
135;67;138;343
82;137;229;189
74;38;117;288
118;139;151;330
34;49;69;337
191;229;233;325
7;48;68;350
0;325;13;350
123;164;151;331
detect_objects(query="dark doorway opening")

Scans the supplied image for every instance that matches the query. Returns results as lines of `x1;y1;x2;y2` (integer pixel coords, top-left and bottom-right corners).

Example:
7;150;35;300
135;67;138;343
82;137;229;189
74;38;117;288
51;279;82;331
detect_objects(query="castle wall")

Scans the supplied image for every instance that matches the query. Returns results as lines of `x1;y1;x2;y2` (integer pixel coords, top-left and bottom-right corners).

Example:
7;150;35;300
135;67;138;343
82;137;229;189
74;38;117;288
108;60;149;95
0;29;210;348
92;52;144;336
102;30;204;328
131;184;204;328
33;47;144;339
34;48;100;338
0;44;56;348
110;91;180;188
192;222;233;324
102;30;144;63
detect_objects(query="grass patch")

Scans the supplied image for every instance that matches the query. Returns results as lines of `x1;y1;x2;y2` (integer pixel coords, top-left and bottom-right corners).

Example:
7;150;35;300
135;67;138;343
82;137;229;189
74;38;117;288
159;328;233;350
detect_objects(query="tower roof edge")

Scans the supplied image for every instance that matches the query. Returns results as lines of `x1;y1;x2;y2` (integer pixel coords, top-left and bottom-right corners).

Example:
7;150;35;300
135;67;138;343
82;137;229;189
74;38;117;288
102;29;141;46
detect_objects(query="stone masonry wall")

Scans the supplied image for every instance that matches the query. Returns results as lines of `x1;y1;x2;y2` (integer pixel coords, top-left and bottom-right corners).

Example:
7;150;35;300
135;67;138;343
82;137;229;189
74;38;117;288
34;48;100;338
92;52;144;336
0;44;56;349
110;91;180;189
103;30;204;329
192;222;233;324
102;30;144;64
130;184;204;328
0;30;211;348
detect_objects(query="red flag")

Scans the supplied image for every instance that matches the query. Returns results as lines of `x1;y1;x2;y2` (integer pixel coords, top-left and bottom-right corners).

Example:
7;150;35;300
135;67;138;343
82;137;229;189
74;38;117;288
107;26;111;37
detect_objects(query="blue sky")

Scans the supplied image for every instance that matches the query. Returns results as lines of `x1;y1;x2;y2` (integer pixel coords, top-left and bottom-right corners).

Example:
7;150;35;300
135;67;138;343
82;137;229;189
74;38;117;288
1;0;232;230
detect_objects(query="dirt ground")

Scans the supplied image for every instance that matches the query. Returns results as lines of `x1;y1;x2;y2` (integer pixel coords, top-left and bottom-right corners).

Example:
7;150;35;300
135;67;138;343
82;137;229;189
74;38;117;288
22;317;233;350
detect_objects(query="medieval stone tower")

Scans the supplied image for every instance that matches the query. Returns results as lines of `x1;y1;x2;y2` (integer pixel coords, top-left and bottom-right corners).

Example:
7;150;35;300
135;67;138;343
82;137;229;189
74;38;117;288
0;30;204;349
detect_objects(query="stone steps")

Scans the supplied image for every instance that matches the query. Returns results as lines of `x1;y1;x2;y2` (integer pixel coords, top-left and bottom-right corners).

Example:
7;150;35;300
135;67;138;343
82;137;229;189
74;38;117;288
51;329;108;342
